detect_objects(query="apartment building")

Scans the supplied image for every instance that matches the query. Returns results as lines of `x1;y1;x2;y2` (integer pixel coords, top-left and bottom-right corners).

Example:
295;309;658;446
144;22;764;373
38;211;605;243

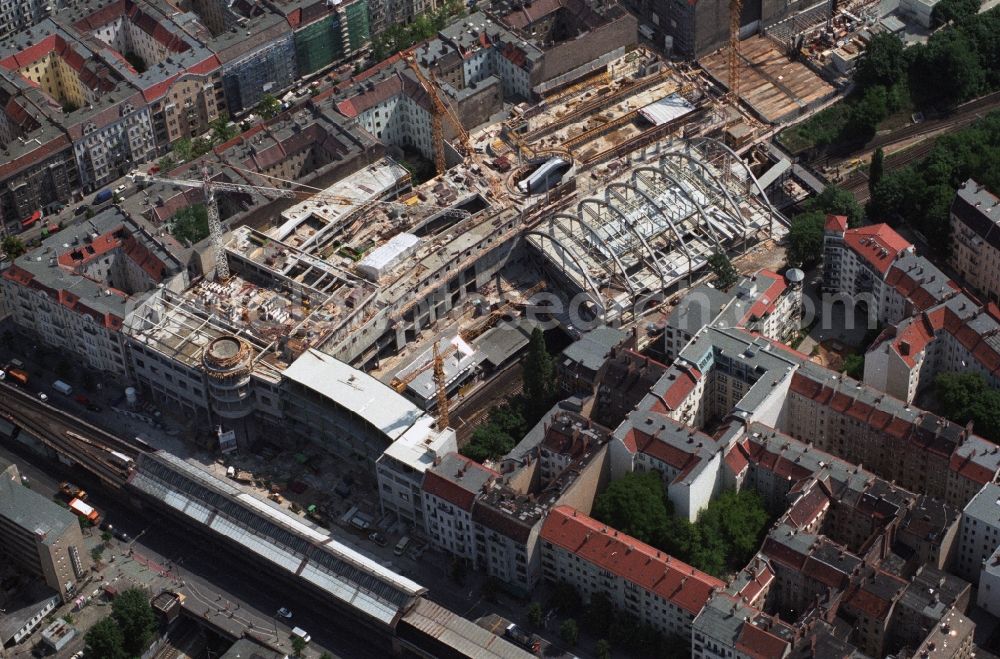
421;453;498;563
0;119;78;234
954;482;1000;585
610;409;727;522
540;506;724;640
864;292;1000;404
591;349;667;429
691;593;794;659
557;326;630;396
1;208;185;377
661;269;804;361
0;460;90;602
950;179;1000;303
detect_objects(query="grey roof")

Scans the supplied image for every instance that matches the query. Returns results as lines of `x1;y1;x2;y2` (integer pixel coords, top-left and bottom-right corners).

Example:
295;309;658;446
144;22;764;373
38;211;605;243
961;482;1000;525
952;179;1000;251
8;207;182;318
666;284;734;333
0;582;61;645
476;318;536;367
399;598;535;659
425;452;496;499
128;451;427;628
0;473;77;546
220;639;286;659
560;325;628;372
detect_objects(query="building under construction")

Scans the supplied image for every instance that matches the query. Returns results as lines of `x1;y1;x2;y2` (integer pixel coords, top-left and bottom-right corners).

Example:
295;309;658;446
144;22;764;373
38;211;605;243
526;137;785;320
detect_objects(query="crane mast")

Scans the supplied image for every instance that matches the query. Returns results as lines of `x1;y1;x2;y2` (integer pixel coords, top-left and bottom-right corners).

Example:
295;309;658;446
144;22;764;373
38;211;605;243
729;0;745;102
202;166;230;281
433;342;449;430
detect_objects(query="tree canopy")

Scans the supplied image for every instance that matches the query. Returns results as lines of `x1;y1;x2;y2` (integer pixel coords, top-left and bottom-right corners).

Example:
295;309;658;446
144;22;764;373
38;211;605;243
868;110;1000;252
84;617;127;659
932;0;982;27
2;235;26;259
592;475;772;578
257;94;281;120
170;204;210;245
112;588;158;657
522;328;556;416
935;371;1000;441
786;184;862;267
707;253;738;291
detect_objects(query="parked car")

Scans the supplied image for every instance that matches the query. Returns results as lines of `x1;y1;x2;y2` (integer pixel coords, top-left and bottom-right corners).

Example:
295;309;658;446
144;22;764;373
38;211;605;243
277;607;293;619
368;532;387;547
86;403;103;412
112;528;129;542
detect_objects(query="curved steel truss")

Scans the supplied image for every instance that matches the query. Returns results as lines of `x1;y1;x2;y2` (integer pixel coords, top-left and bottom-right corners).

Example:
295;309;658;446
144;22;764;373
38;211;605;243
526;139;780;313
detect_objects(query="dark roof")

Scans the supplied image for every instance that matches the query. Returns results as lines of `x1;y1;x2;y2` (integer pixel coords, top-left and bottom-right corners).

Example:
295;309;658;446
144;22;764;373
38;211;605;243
952;179;1000;251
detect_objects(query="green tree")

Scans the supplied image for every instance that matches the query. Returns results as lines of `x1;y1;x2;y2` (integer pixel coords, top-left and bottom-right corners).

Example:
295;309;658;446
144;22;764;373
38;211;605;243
461;422;515;462
172;137;194;162
911;30;985;108
935;371;1000;441
841;85;889;143
560;618;579;646
1;235;26;259
869;147;885;195
522;328;555;414
592;471;670;547
84;617;127;659
527;601;544;627
157;155;176;172
855;32;906;91
112;588;157;657
843;354;865;380
806;185;864;227
597;639;612;659
210;113;238;145
707;253;738;291
932;0;981;26
170;204;210;244
257;94;281;120
786;211;827;267
291;634;306;657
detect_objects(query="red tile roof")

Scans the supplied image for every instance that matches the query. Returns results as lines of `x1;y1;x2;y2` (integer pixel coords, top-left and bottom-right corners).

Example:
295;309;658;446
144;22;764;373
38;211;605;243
824;214;848;232
736;622;791;659
541;506;723;613
741;270;789;324
842;224;912;275
422;455;498;511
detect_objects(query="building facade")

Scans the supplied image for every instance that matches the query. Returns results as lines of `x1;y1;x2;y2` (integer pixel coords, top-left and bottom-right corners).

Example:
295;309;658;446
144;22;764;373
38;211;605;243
950;179;1000;304
0;461;91;602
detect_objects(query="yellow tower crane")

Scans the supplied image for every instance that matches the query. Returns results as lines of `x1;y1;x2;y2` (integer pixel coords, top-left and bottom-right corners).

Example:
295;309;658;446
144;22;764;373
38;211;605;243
404;54;471;175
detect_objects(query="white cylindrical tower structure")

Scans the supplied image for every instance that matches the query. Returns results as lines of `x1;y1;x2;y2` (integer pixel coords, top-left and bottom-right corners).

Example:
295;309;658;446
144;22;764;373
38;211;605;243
202;336;255;445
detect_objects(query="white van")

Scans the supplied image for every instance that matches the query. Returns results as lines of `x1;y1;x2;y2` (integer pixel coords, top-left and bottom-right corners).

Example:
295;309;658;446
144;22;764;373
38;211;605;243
393;536;411;556
291;627;311;644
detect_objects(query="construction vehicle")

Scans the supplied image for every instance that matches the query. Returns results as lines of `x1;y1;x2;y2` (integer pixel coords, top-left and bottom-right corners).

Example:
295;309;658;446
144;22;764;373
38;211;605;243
60;482;87;501
4;367;28;386
68;498;100;524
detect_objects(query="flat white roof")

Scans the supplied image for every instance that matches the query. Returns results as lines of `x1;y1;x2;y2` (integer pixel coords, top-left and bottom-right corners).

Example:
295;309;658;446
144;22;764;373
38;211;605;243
640;93;695;126
382;423;457;473
283;349;428;441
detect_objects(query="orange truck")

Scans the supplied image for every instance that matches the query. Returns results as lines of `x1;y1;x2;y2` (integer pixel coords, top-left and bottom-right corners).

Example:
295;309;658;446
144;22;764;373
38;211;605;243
4;368;28;385
68;498;100;524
